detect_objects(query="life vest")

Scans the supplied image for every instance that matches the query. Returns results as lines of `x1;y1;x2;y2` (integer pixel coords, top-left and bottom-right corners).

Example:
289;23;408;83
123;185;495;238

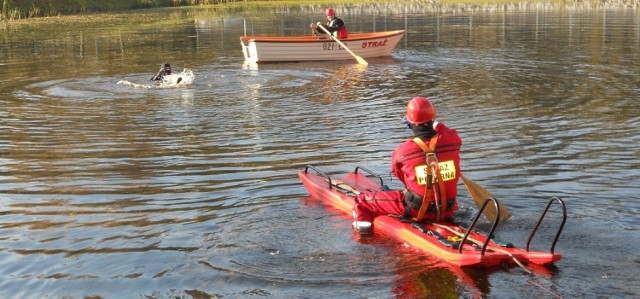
391;122;462;221
337;27;348;39
328;18;348;39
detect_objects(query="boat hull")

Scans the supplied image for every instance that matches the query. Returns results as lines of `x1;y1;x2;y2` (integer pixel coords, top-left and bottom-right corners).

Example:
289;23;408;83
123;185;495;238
298;166;562;267
240;30;404;63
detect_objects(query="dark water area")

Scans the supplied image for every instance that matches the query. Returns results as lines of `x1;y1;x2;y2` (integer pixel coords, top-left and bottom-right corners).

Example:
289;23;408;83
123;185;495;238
1;3;639;298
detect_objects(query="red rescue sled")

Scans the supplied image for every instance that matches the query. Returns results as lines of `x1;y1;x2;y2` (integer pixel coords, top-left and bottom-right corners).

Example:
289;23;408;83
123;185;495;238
298;165;567;268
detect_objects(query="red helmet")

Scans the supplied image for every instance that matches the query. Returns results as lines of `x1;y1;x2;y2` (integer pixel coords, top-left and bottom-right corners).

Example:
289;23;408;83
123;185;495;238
405;97;436;125
325;8;335;16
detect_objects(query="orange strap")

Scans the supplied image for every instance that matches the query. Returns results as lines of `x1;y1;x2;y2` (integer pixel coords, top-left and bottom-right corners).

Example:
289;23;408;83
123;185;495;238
412;136;438;153
431;160;448;221
412;136;448;221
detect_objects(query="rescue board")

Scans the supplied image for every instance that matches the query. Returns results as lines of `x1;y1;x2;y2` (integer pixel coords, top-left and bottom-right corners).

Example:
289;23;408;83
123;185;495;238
298;165;566;267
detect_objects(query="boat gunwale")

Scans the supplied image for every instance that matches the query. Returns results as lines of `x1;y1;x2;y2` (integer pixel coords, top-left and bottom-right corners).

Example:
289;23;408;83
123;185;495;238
240;30;405;44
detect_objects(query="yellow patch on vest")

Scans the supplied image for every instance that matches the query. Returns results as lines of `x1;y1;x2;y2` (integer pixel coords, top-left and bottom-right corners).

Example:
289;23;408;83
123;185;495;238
414;160;456;185
414;165;430;185
438;160;456;181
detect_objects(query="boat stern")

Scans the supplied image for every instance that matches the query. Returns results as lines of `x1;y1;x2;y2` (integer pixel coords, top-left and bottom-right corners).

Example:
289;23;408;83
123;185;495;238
240;37;258;63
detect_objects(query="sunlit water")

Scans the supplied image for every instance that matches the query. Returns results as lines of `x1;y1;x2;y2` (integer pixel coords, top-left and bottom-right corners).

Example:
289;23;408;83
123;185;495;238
1;4;639;298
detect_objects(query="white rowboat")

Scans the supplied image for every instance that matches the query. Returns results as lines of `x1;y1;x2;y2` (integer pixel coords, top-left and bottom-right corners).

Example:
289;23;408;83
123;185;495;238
240;30;404;63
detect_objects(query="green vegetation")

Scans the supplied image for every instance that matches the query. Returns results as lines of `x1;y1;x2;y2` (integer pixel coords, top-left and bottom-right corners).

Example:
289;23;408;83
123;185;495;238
1;0;229;20
2;0;638;21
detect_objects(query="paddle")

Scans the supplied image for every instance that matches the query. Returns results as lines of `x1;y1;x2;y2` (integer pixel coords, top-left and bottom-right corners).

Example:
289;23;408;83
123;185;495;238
317;24;368;65
460;174;512;223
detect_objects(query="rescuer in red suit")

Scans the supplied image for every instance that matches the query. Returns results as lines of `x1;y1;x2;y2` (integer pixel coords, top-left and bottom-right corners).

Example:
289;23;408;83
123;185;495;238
310;7;348;39
352;97;462;233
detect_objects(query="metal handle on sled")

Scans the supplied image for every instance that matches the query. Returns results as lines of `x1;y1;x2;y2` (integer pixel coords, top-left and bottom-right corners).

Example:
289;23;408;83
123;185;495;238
304;165;333;189
354;166;385;187
459;197;501;255
525;197;567;254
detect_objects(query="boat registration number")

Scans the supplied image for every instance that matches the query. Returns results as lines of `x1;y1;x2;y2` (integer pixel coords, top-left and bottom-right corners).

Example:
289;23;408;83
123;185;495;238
415;160;457;185
322;43;343;50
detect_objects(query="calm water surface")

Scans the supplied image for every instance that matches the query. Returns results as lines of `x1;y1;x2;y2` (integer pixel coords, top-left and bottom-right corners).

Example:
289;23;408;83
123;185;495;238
1;3;639;298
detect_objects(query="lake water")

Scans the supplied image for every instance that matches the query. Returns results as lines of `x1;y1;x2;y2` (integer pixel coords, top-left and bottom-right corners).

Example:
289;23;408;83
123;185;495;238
1;3;639;298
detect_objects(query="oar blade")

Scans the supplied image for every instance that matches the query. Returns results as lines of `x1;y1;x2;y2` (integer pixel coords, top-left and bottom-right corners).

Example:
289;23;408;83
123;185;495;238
460;174;512;223
355;56;368;65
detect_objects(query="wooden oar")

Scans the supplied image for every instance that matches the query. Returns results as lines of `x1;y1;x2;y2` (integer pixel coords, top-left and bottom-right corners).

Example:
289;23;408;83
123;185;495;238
317;24;368;65
460;174;512;223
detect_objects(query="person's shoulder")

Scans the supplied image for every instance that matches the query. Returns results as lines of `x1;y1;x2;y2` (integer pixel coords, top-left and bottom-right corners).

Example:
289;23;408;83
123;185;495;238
435;122;462;142
395;138;420;151
434;121;455;132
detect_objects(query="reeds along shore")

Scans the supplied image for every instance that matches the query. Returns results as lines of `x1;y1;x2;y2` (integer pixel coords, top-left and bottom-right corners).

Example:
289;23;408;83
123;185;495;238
1;0;227;20
2;0;639;21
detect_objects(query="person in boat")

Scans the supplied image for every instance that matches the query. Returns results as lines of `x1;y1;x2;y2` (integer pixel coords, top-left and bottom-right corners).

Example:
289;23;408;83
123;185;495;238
352;97;462;233
310;8;348;39
151;62;172;81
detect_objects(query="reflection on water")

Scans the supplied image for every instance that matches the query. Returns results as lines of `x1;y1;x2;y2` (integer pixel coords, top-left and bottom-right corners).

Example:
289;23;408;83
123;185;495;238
1;3;639;299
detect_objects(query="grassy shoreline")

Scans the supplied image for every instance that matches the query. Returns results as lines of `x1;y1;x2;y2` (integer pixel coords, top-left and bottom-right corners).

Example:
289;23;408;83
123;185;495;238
2;0;638;21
